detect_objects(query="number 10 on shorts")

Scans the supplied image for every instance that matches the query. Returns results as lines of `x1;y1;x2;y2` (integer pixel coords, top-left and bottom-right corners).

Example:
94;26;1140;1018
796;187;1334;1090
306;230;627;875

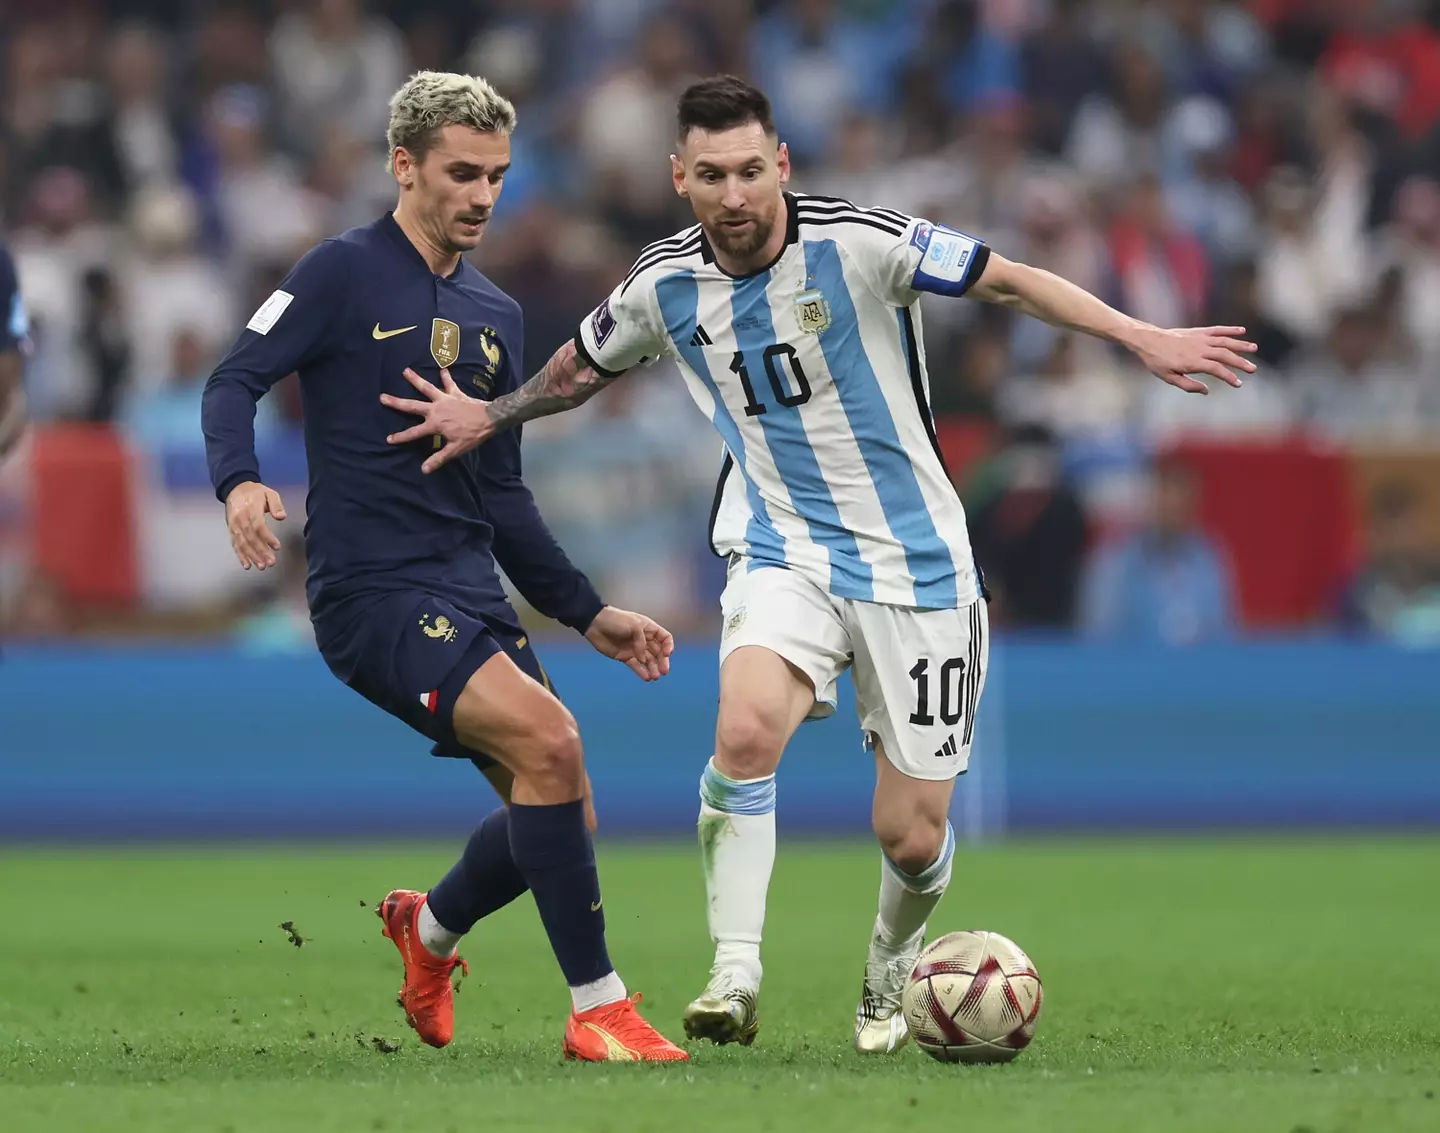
908;656;970;729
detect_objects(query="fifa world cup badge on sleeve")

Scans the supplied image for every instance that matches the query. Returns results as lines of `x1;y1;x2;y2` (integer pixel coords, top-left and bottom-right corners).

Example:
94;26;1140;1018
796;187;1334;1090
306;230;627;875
431;319;461;368
591;298;616;346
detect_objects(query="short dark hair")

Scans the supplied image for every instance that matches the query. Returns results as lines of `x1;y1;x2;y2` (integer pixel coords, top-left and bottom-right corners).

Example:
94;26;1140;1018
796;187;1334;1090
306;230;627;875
676;75;775;143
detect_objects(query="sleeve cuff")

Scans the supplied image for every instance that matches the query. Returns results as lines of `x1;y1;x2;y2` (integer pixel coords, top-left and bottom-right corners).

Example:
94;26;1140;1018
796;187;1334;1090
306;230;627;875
557;586;606;634
572;331;626;380
215;468;261;504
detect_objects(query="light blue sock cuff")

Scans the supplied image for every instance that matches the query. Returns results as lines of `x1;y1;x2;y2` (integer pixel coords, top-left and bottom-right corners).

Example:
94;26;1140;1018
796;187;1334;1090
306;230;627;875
699;759;776;816
885;821;955;889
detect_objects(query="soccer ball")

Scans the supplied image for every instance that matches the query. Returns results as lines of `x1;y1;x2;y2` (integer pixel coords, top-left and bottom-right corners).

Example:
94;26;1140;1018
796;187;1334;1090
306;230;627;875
901;930;1043;1063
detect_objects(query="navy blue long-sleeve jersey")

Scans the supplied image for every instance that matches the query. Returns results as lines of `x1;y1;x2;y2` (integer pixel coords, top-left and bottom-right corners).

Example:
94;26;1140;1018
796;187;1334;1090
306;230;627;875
202;213;603;639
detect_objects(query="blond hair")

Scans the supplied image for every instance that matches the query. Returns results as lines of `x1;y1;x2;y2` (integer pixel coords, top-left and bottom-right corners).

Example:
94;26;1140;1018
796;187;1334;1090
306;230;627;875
386;71;517;171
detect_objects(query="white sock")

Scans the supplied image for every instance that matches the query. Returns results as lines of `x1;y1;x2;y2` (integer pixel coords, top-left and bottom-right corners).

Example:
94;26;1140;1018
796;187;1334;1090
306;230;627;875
417;897;463;958
875;822;955;955
697;758;776;990
570;970;627;1013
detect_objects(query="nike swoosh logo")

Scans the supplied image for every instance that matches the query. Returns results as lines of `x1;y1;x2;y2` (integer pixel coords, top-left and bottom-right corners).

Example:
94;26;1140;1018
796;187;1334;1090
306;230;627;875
372;323;417;340
591;899;603;912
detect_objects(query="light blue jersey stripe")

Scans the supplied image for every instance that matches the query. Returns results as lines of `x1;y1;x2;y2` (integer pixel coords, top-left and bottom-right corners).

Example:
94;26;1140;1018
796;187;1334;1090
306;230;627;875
729;273;874;600
805;239;957;607
655;270;786;567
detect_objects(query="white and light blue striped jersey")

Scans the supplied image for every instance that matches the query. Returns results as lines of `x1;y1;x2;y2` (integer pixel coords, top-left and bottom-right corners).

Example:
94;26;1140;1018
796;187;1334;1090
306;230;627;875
574;193;990;610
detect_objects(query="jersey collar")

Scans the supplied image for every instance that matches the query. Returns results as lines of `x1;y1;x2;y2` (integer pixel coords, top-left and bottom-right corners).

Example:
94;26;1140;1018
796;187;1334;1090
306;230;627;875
379;211;467;281
698;191;800;279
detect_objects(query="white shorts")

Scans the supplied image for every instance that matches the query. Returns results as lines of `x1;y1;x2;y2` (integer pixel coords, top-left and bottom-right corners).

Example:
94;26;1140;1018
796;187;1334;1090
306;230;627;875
717;561;990;781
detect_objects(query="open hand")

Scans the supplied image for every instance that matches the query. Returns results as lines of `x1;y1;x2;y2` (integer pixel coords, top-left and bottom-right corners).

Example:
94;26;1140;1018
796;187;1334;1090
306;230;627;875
380;367;495;473
225;480;287;570
1126;325;1258;394
583;606;674;682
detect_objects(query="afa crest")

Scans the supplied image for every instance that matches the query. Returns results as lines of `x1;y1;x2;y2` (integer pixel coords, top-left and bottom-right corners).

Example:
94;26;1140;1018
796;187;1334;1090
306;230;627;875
795;289;831;335
419;613;458;643
723;607;747;639
430;319;461;368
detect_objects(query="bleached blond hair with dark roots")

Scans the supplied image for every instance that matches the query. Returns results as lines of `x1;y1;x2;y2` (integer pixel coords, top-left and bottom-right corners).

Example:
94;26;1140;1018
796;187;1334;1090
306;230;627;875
386;71;516;172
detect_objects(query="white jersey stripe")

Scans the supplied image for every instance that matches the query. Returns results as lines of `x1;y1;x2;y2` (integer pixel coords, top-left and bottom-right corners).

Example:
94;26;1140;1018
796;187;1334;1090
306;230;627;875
730;271;876;599
654;269;788;566
803;236;958;607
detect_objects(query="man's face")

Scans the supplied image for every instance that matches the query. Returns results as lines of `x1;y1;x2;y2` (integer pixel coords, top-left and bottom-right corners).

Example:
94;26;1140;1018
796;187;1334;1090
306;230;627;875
396;124;511;254
673;121;789;263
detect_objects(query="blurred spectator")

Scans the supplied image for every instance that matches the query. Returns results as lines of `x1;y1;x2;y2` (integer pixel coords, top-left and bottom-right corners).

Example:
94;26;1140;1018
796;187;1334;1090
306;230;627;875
121;184;235;404
200;84;323;278
1163;96;1258;267
1289;304;1430;443
1378;175;1440;368
1254;160;1372;342
967;424;1088;629
752;0;902;167
1319;0;1440;141
1019;0;1108;157
1136;0;1271;102
104;23;181;196
579;12;699;244
123;328;282;455
998;333;1131;445
267;0;406;161
1065;40;1173;191
78;265;130;423
932;318;1008;419
1007;171;1108;372
1106;172;1210;333
1207;257;1298;369
10;167;120;419
1080;458;1237;645
1336;481;1440;646
4;19;126;218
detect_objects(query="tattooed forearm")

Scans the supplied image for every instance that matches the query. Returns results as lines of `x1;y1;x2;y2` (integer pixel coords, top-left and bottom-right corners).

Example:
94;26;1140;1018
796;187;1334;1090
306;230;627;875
486;340;623;432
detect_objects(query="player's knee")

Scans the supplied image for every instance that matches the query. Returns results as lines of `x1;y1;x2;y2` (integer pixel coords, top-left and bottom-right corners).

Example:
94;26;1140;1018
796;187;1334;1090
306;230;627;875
876;817;947;875
714;710;785;779
523;711;586;794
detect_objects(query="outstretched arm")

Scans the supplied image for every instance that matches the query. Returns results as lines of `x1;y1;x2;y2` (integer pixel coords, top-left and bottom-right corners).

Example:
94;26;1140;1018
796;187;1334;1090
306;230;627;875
488;339;625;431
967;253;1256;393
381;340;628;473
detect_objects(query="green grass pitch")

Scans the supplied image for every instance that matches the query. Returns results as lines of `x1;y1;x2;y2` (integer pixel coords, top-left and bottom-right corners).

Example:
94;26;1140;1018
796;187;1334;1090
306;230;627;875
3;837;1438;1132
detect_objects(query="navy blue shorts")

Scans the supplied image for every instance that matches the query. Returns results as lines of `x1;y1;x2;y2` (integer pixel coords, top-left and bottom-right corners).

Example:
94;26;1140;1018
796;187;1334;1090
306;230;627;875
319;592;554;771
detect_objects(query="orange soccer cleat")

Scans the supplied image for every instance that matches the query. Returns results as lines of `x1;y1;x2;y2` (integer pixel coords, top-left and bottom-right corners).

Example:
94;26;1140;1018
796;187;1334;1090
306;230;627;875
563;993;691;1062
377;889;468;1048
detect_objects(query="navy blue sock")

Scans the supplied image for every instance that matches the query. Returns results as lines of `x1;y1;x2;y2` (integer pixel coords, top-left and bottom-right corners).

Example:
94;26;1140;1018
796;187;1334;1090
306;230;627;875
426;808;529;935
508;799;613;987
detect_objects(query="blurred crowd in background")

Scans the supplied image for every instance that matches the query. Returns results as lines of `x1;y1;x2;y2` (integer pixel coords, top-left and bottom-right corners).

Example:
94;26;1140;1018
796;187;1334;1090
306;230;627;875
2;0;1440;649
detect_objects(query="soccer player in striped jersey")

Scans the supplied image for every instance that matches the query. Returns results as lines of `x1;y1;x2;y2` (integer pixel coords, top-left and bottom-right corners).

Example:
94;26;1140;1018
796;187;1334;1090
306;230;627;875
383;76;1255;1053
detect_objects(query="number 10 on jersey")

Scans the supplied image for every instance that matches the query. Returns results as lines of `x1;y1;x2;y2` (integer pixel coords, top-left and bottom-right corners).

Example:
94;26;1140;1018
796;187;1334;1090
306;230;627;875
730;346;812;417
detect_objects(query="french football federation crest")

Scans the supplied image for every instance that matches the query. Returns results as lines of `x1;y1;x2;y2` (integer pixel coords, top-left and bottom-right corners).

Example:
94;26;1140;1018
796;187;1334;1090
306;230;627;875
795;289;831;335
430;319;461;368
479;329;502;372
418;613;458;642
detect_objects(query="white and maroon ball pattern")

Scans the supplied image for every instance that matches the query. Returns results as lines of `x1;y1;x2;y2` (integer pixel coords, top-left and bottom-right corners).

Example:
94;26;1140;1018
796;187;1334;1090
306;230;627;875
901;930;1043;1063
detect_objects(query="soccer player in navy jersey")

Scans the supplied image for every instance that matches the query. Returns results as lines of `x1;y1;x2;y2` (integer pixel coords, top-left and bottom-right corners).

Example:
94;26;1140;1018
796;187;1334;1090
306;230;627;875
201;72;687;1062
